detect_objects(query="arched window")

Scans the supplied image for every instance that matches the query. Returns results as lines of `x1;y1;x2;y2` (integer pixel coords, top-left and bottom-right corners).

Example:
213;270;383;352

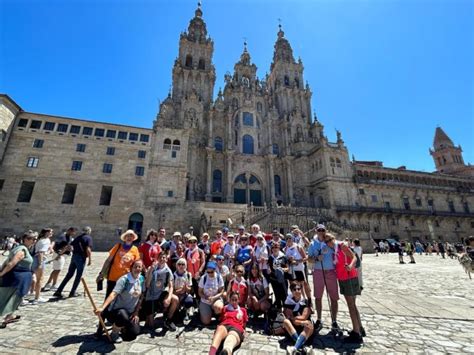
198;58;205;70
213;170;222;193
172;139;180;151
243;112;253;126
242;135;254;154
284;75;290;86
214;137;223;152
274;175;281;196
272;143;280;156
185;55;193;68
163;138;171;150
234;174;247;184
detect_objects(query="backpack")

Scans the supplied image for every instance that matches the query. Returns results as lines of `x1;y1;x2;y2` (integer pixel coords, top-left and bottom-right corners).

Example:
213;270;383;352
264;306;286;335
350;247;361;268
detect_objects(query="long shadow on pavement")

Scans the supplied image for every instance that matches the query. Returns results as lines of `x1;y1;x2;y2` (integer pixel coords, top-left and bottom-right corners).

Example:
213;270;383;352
51;334;116;354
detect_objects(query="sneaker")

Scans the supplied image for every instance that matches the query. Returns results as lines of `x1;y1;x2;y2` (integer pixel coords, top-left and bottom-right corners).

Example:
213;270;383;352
110;332;123;344
20;299;30;306
219;349;231;355
314;319;323;332
164;320;177;331
31;297;48;305
286;345;295;355
331;321;341;331
53;292;64;299
41;284;51;292
410;261;416;264
49;285;58;292
343;330;363;344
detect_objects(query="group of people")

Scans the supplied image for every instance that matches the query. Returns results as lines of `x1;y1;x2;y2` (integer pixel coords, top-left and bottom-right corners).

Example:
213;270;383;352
0;223;366;354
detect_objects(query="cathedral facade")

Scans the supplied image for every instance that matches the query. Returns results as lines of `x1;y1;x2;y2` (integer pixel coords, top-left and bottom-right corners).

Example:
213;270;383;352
1;6;473;249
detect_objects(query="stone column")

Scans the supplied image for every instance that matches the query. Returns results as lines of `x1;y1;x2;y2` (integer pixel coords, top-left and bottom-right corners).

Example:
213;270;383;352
205;148;213;201
225;151;234;202
208;112;213;147
245;172;251;205
268;156;276;204
285;158;294;205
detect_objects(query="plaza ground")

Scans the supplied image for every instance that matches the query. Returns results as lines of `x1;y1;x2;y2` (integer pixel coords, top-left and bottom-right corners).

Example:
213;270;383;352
0;251;473;354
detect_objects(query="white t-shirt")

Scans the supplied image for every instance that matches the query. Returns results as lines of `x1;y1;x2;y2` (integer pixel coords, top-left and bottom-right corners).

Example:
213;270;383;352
198;273;224;305
35;238;51;254
285;245;304;272
353;246;362;262
255;243;269;270
174;271;192;290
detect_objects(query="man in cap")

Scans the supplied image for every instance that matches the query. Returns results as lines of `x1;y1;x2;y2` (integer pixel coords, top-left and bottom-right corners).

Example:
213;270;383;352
308;224;340;333
54;226;93;298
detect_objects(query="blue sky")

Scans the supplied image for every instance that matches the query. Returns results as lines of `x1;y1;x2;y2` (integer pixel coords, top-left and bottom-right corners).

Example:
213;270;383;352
1;0;473;172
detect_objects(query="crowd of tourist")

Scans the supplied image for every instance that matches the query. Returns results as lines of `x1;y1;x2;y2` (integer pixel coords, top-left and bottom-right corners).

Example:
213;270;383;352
1;224;473;354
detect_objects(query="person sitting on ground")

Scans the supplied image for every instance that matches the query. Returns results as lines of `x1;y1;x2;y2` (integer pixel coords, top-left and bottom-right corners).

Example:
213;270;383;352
325;233;364;344
208;291;248;355
0;231;36;328
247;263;271;316
199;261;225;325
173;258;194;322
95;259;145;343
143;251;179;331
227;264;248;307
279;282;314;355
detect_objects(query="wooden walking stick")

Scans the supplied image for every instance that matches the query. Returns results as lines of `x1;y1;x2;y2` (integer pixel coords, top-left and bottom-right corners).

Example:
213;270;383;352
81;277;112;343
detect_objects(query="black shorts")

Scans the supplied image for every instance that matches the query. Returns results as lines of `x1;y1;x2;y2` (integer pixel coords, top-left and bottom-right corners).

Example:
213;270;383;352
143;291;169;315
223;325;244;342
294;270;306;282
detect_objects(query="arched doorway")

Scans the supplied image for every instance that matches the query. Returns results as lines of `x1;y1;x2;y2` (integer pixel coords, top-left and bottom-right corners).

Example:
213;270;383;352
233;173;263;206
128;213;144;238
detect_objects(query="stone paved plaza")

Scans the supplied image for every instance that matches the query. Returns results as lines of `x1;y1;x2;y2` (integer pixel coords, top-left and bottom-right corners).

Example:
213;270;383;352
1;251;473;354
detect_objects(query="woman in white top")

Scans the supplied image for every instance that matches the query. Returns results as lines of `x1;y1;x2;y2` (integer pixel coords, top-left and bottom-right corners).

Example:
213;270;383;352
254;234;269;280
285;234;312;304
353;239;363;290
32;228;53;304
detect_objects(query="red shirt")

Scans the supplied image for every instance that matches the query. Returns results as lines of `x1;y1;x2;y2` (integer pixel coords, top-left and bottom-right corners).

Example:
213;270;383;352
249;235;257;248
229;278;248;307
210;239;225;256
220;306;248;333
139;242;161;269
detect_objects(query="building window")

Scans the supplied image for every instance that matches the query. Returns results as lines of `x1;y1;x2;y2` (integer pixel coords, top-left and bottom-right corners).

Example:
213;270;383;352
214;137;223;152
448;201;455;213
242;134;254;154
99;185;113;206
140;134;149;143
70;125;81;134
171;150;177;158
106;130;116;138
284;75;290;86
213;170;222;193
129;133;138;141
57;123;68;133
274;175;281;196
135;166;145;176
71;161;82;171
26;157;39;168
18;119;28;127
17;181;35;203
384;201;391;210
272;144;280;156
138;150;146;159
167;190;174;197
416;197;422;207
106;147;115;155
94;128;105;137
371;195;377;203
410;219;415;226
463;202;470;213
358;188;365;195
118;131;128;140
243;112;253;126
198;58;205;70
76;143;86;152
82;127;93;135
0;179;4;191
185;55;193;68
163;138;171;149
61;183;77;204
103;163;113;174
403;197;410;210
43;122;55;131
172;140;181;150
33;139;44;148
30;120;42;129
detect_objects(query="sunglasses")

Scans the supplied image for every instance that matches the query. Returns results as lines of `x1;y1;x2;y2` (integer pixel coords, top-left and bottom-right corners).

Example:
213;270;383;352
177;263;186;266
236;270;244;274
317;229;326;232
293;287;302;291
207;270;215;274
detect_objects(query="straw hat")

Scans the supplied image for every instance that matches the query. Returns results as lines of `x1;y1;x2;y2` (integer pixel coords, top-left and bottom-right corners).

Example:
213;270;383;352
120;229;138;242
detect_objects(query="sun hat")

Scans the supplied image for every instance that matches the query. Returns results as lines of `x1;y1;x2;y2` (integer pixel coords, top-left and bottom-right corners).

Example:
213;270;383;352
120;229;138;242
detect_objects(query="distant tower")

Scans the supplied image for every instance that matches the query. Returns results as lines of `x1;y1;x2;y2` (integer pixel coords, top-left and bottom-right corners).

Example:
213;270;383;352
171;2;216;107
430;127;467;174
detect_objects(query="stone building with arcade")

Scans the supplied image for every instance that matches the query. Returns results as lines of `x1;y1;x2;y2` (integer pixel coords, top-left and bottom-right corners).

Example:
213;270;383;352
0;4;473;249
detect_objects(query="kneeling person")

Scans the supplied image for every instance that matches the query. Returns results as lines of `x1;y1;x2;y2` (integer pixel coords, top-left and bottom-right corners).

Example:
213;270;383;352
144;252;179;331
199;261;224;325
95;260;145;343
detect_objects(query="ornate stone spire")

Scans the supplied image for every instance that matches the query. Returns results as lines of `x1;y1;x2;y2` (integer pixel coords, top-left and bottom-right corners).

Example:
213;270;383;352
433;126;454;150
